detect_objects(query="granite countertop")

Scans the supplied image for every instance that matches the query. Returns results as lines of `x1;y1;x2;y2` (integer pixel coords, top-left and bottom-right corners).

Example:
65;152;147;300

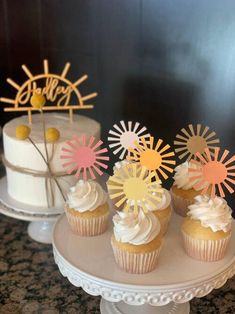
0;213;234;314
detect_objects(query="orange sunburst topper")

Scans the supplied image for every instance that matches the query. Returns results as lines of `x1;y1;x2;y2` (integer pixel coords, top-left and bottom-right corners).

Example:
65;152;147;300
0;59;97;123
127;136;176;180
174;124;220;161
189;147;235;198
107;163;163;213
60;135;109;180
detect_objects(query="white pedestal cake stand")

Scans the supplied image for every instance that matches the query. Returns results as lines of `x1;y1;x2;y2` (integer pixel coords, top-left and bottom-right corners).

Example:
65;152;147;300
52;213;235;314
0;176;63;244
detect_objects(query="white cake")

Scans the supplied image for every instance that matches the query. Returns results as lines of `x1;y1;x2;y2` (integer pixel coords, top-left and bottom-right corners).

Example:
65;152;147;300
3;113;101;209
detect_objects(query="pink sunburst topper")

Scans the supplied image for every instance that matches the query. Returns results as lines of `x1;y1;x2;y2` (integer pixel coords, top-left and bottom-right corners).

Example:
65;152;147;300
60;135;109;180
189;147;235;198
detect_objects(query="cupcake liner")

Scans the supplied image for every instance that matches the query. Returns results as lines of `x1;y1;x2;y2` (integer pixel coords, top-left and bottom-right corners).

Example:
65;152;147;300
181;231;231;262
170;189;194;217
65;210;109;236
159;208;172;235
111;241;162;274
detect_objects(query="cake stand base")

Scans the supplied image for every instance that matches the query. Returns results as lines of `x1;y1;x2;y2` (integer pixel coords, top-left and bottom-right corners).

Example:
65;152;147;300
28;221;56;244
53;215;235;313
0;176;63;244
100;299;190;314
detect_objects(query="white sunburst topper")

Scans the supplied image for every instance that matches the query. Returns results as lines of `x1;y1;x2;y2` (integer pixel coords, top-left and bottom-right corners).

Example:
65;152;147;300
0;59;97;123
108;121;150;160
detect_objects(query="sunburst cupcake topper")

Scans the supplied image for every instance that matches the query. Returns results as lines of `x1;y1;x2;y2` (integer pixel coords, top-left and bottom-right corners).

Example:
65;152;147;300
107;163;164;213
174;124;220;161
108;120;150;160
127;136;176;180
60;135;109;180
0;59;97;123
189;147;235;198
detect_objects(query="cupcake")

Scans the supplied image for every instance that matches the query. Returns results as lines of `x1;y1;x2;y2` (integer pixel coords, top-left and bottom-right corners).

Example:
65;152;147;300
112;159;131;210
170;161;204;216
151;189;172;235
144;188;172;235
65;180;109;236
113;159;131;175
181;195;232;261
111;210;162;274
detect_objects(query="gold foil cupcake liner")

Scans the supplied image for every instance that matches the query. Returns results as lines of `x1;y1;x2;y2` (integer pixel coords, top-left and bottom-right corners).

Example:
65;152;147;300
181;231;231;262
111;241;162;274
65;209;109;236
170;189;194;217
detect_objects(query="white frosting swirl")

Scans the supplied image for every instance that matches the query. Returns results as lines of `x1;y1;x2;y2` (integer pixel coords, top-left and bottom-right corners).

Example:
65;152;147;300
67;180;107;212
113;159;131;174
144;188;171;211
188;195;232;232
127;185;171;212
113;210;161;245
173;161;203;190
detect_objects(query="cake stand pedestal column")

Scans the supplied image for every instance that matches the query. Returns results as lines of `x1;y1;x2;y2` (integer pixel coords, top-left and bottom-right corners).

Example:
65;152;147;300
100;299;189;314
0;198;60;244
0;175;108;244
0;177;63;244
52;214;235;314
28;221;56;244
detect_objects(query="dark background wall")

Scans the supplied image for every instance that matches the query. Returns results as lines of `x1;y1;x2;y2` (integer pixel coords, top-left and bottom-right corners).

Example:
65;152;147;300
1;0;235;206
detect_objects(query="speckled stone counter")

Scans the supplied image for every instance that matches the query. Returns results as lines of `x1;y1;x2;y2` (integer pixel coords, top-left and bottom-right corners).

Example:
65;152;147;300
0;214;234;314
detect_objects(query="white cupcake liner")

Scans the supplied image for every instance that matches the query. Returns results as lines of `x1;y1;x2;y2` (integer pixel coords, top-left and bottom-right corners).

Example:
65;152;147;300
181;231;231;262
111;241;162;274
159;208;172;235
170;189;194;217
65;210;109;236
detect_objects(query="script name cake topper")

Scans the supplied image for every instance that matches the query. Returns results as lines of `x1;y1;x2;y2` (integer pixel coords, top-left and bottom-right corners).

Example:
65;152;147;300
18;77;74;106
0;59;97;123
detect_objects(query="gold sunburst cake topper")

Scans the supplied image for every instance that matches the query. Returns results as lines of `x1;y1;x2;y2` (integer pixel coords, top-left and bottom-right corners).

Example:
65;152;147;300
0;59;97;123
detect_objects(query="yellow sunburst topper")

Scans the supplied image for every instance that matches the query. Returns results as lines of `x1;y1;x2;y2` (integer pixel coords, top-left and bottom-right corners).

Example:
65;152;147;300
107;163;164;213
0;59;97;123
127;136;176;180
174;124;220;161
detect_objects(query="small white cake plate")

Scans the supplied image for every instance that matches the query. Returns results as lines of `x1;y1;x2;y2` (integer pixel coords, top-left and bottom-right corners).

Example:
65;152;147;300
52;213;235;314
0;176;63;244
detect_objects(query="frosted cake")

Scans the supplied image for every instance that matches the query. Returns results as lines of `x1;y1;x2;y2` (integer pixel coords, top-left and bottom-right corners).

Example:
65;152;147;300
3;113;100;209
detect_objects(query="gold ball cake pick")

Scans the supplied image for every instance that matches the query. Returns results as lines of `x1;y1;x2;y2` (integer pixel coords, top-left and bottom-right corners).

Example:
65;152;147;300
15;125;31;140
174;124;220;161
46;128;60;143
107;163;164;213
30;93;46;109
